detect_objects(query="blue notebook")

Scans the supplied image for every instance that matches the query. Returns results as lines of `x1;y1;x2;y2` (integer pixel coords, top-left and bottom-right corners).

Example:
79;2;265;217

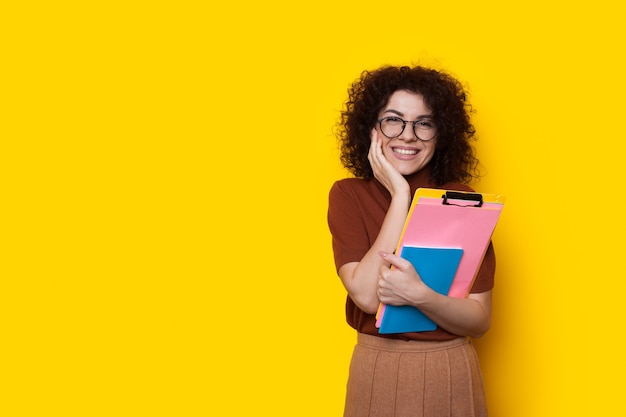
377;246;463;334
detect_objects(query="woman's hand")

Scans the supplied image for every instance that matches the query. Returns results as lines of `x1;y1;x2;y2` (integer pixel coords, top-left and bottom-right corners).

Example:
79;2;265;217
376;251;493;338
376;251;428;306
368;128;410;198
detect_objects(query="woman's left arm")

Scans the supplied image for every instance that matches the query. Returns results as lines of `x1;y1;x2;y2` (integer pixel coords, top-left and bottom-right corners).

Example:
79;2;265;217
376;251;492;338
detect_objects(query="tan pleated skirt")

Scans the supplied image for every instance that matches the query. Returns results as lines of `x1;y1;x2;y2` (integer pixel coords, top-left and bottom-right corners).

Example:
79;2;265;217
344;333;487;417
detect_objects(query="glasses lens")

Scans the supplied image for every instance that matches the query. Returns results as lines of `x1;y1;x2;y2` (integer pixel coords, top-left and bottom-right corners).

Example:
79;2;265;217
414;120;437;141
380;118;404;138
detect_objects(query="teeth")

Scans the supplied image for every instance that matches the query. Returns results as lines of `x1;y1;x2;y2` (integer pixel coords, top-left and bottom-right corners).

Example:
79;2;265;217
393;148;418;155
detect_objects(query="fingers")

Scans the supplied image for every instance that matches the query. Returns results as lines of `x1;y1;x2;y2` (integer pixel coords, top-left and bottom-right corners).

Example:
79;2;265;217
368;128;382;171
378;251;410;270
377;265;402;304
369;128;395;187
371;127;379;150
377;266;391;300
376;254;396;300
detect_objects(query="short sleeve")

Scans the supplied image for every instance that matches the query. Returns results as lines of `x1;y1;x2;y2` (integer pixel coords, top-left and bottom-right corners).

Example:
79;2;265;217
469;241;496;293
327;181;371;271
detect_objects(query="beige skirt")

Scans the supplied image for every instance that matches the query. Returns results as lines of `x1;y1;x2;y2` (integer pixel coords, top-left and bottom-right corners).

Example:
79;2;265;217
344;333;487;417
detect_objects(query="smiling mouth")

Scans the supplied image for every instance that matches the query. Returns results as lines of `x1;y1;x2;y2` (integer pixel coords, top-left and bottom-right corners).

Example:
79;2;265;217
392;147;419;155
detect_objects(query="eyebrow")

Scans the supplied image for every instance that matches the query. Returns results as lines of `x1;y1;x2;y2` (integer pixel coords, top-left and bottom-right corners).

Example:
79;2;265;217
382;109;434;119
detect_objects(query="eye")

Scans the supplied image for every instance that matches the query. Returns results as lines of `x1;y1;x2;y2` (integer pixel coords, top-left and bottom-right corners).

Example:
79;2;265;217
384;117;404;125
415;119;435;129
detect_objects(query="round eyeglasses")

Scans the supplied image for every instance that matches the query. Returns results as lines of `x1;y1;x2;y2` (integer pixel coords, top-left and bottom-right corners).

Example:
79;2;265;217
377;116;437;141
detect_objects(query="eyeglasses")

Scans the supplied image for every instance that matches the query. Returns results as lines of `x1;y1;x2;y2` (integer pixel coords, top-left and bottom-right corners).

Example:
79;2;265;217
377;116;437;141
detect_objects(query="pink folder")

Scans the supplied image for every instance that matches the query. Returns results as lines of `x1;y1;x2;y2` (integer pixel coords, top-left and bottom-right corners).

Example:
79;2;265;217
400;196;503;298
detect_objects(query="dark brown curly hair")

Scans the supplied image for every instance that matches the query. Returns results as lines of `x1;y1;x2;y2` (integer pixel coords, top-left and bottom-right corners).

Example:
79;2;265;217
338;65;479;185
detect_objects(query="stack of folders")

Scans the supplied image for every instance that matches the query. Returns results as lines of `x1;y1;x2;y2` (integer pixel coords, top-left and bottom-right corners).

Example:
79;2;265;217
375;188;505;334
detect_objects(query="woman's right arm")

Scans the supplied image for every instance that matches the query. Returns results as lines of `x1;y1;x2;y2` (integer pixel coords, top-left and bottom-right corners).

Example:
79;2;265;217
338;192;410;313
337;129;412;314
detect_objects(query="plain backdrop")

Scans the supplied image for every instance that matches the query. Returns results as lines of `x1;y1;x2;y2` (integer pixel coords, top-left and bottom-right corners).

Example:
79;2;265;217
2;1;625;415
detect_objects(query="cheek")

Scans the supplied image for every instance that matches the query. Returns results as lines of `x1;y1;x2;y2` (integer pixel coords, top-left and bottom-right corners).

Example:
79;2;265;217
380;138;393;157
425;142;437;159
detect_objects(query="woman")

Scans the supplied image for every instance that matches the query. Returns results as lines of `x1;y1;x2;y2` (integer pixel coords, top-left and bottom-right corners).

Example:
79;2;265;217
328;65;495;417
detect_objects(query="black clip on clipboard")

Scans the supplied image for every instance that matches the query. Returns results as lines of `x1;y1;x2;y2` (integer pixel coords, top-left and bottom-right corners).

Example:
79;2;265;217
442;191;483;207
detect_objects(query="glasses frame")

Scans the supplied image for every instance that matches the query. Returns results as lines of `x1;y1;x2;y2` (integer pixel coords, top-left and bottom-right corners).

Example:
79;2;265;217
377;116;437;141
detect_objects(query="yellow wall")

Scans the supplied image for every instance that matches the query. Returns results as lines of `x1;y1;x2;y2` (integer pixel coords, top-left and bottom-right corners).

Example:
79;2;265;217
4;1;626;415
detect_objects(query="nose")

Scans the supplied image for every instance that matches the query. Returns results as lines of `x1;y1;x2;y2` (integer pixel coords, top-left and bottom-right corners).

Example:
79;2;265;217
399;122;417;141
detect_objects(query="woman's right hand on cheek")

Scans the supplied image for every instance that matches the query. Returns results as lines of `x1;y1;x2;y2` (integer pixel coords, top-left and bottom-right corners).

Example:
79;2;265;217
368;128;410;198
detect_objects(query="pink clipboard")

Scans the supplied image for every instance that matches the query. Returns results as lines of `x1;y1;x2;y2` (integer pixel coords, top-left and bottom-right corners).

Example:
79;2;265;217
400;198;503;297
376;188;505;331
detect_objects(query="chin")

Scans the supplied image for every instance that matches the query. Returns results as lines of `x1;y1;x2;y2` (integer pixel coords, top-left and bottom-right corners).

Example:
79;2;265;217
396;165;423;176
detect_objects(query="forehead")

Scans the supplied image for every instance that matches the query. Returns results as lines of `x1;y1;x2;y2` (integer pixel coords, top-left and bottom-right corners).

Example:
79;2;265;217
381;90;431;115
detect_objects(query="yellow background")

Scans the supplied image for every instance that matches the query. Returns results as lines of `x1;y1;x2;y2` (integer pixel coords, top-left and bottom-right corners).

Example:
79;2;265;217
3;1;625;415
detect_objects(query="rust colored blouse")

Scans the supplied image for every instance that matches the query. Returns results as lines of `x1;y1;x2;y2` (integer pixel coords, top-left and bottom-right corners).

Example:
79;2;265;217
327;167;496;341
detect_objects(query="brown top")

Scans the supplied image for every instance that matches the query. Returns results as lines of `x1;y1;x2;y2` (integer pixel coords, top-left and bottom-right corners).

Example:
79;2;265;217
327;167;496;341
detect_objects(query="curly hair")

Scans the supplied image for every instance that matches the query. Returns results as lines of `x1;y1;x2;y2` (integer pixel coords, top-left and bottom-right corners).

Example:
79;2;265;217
337;65;479;185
